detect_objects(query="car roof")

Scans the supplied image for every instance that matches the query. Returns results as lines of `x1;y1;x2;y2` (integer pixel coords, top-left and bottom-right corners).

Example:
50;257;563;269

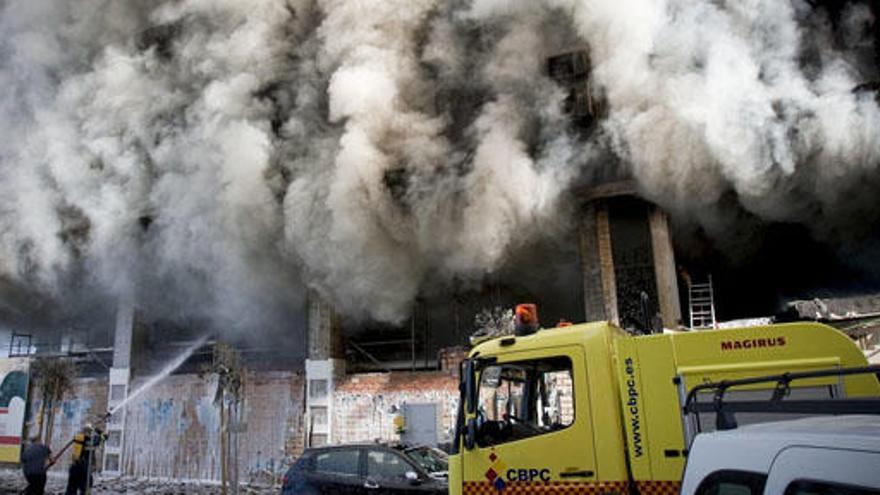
702;415;880;449
687;415;880;474
682;416;880;495
297;442;436;477
303;442;427;453
303;443;383;452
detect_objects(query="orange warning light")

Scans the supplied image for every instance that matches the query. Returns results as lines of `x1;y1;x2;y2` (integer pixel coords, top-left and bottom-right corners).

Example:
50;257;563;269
514;304;539;335
515;304;537;323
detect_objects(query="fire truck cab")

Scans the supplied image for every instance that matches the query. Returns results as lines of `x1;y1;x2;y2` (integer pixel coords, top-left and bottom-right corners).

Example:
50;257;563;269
448;319;880;495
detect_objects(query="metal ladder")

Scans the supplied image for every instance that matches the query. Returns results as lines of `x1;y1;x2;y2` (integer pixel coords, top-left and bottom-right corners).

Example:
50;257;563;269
689;275;717;329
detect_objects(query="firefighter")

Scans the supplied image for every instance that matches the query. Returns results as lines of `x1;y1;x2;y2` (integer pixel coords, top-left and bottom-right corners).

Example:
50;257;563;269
20;432;51;495
64;424;106;495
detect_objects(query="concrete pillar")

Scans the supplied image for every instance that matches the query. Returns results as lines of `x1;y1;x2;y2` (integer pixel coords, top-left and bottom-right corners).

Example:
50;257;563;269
580;180;683;330
304;291;344;446
581;200;619;324
580;202;606;322
307;292;343;361
596;202;619;325
104;296;134;476
111;298;134;369
648;208;682;329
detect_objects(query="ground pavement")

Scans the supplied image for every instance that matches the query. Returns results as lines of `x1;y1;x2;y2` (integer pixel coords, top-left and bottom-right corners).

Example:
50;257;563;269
0;469;279;494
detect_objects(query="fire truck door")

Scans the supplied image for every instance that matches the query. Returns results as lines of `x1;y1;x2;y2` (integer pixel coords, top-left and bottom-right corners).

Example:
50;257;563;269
461;346;596;493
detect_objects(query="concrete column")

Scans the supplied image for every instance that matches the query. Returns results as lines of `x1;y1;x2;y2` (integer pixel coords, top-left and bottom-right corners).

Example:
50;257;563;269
580;203;606;322
111;297;134;369
648;207;682;329
305;291;344;446
307;291;343;360
581;201;619;325
596;202;619;325
104;297;134;476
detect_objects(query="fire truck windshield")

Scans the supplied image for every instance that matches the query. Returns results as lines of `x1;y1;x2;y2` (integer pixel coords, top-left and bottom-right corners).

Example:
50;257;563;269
473;356;574;447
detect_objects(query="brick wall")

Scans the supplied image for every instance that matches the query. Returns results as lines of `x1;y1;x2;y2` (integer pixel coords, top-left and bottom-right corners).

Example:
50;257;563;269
27;364;467;480
333;372;459;446
437;347;467;377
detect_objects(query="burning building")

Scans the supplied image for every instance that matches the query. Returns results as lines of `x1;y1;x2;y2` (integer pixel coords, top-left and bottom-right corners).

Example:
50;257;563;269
0;0;879;484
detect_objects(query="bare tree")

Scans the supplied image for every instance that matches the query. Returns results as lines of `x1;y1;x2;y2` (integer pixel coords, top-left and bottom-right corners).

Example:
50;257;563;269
31;357;77;448
201;343;245;495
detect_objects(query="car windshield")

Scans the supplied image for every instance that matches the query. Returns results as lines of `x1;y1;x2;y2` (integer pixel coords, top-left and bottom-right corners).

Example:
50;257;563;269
405;447;448;474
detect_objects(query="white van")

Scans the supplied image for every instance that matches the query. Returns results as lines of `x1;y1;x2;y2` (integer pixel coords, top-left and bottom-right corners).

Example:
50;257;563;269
680;415;880;495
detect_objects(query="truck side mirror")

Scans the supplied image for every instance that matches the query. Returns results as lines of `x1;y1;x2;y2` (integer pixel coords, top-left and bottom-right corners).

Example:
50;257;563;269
465;360;476;415
465;417;476;450
464;359;477;450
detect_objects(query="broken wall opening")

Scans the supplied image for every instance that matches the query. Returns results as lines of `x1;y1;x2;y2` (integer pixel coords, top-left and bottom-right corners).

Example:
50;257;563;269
343;234;585;372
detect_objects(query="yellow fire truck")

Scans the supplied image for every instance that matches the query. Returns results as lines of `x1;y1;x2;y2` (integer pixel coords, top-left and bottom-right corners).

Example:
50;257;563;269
448;312;880;495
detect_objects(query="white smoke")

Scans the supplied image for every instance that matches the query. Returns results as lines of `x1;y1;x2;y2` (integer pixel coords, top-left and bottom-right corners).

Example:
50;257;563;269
284;0;580;320
0;0;303;331
0;0;877;328
563;0;880;233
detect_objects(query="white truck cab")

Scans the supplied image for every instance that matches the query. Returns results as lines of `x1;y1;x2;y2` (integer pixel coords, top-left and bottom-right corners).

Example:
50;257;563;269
681;415;880;495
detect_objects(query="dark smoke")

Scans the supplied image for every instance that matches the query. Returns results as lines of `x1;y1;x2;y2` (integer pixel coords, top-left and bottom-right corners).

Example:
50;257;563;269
0;0;878;336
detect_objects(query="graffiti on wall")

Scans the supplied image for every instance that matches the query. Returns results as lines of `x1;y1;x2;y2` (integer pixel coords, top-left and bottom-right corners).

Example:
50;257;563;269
119;372;304;481
0;358;29;462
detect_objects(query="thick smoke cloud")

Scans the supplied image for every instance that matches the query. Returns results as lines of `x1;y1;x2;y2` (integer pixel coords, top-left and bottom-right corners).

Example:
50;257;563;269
562;0;880;236
0;0;877;329
0;0;303;332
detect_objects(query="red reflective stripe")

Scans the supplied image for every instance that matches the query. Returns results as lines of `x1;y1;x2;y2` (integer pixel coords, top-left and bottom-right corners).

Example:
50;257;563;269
462;480;681;494
0;436;21;445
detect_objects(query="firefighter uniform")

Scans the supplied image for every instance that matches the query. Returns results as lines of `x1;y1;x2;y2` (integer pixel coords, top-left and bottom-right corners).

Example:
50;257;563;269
65;427;106;495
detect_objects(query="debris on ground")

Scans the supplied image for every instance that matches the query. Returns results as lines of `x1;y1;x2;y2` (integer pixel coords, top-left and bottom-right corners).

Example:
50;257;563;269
0;469;278;494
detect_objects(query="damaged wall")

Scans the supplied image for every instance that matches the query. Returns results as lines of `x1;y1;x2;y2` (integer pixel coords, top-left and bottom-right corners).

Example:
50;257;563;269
24;350;466;480
333;372;458;447
120;371;304;481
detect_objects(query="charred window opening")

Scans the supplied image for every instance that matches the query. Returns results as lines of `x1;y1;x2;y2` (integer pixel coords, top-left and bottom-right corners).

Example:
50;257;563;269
547;50;605;130
344;235;585;372
672;213;877;323
607;197;660;333
548;50;590;82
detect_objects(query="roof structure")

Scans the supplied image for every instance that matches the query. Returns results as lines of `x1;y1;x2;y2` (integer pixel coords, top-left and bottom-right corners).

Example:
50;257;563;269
781;295;880;322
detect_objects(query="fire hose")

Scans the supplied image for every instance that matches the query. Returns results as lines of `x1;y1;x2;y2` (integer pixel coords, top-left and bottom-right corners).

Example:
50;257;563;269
46;410;112;468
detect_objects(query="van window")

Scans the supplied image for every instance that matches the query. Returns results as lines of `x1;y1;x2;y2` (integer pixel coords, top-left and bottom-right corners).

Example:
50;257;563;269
688;385;838;435
785;480;880;495
695;470;767;495
475;356;574;447
314;449;360;476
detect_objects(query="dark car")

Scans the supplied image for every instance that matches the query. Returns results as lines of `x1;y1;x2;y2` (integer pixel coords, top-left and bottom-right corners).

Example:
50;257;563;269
400;446;448;481
281;443;448;494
